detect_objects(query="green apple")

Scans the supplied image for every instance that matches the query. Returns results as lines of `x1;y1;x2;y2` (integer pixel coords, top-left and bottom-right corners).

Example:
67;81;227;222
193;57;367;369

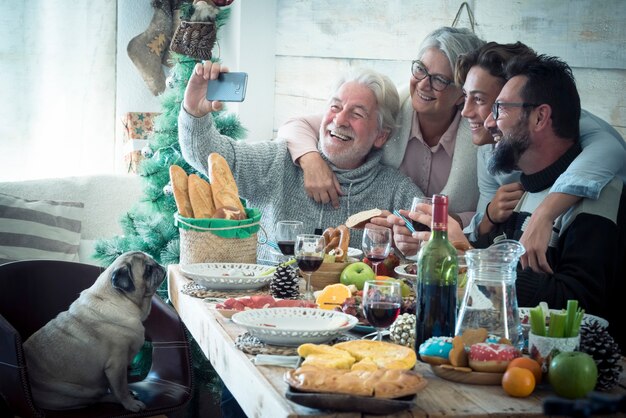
340;262;375;290
548;351;598;399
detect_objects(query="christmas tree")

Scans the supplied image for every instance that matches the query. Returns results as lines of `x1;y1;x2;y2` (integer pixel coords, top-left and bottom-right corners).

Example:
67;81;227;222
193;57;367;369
95;3;245;415
94;5;245;270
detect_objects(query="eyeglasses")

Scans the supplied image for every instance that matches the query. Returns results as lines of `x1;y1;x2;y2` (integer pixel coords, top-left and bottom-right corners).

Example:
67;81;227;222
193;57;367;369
491;102;539;121
411;60;453;92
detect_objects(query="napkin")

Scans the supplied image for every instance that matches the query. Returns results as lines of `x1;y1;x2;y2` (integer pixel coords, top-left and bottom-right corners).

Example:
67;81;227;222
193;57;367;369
253;355;300;368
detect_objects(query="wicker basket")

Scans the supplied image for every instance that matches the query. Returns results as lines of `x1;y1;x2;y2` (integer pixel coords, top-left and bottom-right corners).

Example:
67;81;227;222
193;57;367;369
309;261;352;290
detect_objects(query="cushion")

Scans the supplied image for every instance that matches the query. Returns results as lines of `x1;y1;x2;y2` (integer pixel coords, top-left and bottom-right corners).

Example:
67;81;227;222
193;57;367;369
0;193;84;264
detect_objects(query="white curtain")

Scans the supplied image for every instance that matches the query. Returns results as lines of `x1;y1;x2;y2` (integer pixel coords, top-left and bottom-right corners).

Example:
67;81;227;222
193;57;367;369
0;0;117;181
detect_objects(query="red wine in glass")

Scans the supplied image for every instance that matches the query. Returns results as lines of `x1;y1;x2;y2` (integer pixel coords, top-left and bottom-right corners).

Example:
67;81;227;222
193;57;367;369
277;240;295;256
364;301;401;328
412;220;431;232
295;255;323;273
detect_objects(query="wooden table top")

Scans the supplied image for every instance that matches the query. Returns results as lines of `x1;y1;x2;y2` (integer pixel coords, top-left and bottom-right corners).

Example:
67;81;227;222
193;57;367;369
167;265;625;418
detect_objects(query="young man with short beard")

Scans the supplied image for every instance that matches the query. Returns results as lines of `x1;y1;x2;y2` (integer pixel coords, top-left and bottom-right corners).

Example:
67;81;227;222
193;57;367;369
441;55;625;352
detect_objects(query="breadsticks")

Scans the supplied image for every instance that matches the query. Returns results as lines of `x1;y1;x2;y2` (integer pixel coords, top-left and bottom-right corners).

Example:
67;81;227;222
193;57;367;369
188;174;216;218
208;153;246;214
169;165;194;218
169;154;247;220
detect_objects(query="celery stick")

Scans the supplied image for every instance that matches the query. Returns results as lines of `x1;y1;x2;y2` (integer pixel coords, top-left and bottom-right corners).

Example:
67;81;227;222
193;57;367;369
564;300;578;338
571;309;584;337
529;305;546;336
548;312;567;337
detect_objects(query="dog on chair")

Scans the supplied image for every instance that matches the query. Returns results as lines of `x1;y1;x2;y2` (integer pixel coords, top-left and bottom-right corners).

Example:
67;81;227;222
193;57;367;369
23;251;166;411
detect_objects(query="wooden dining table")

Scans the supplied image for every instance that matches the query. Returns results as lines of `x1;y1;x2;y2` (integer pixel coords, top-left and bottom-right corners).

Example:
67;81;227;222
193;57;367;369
167;265;626;418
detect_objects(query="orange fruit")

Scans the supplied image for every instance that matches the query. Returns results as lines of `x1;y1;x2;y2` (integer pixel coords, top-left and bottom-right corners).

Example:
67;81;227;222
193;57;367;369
507;357;542;384
316;284;352;310
502;367;536;397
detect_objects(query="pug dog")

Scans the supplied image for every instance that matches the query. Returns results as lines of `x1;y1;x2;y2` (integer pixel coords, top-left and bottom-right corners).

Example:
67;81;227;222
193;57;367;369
23;251;166;411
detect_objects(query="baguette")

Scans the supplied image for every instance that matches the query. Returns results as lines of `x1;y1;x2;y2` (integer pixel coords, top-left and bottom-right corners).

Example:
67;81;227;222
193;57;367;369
188;174;216;218
208;153;246;215
169;165;194;218
213;205;246;220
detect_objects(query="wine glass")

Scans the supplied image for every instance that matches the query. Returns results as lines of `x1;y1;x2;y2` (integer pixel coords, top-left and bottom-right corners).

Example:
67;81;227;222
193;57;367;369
295;234;326;301
362;280;402;341
361;224;392;275
275;220;303;257
410;196;433;249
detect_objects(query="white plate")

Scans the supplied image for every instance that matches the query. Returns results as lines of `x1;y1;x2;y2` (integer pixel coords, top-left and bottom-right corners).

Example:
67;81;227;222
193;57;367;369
180;263;272;290
518;307;609;331
394;263;416;280
231;308;358;346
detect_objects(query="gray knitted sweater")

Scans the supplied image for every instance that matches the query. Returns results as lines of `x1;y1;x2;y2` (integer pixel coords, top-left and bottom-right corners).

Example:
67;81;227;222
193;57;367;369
179;109;422;262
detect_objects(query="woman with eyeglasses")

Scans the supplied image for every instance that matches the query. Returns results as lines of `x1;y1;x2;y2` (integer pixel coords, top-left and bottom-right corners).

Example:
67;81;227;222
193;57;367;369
278;27;485;229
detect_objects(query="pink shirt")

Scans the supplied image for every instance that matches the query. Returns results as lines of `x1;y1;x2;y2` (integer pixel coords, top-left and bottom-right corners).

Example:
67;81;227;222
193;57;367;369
399;111;461;197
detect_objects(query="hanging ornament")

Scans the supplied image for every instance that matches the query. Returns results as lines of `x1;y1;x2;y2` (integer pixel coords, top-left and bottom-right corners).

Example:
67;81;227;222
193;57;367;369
142;145;154;158
163;182;173;196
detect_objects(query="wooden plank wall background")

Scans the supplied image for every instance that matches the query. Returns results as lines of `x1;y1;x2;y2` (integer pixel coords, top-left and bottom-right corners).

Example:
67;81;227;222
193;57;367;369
272;0;626;140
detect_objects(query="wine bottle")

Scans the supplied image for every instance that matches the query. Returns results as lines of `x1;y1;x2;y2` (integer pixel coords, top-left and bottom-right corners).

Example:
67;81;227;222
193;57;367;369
415;194;458;358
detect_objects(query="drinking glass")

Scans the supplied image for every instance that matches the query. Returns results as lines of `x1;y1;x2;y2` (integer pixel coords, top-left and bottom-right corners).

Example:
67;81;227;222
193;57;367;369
410;196;433;248
295;234;326;301
362;280;402;341
275;220;303;257
361;224;392;275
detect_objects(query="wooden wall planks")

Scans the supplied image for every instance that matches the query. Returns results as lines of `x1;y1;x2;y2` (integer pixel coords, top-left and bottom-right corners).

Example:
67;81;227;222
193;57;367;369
272;0;626;138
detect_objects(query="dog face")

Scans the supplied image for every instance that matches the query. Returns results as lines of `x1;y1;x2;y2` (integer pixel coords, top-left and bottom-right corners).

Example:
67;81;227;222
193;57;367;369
108;251;166;320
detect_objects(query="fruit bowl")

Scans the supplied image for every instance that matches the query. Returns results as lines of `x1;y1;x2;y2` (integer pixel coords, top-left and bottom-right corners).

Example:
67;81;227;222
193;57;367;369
231;308;358;346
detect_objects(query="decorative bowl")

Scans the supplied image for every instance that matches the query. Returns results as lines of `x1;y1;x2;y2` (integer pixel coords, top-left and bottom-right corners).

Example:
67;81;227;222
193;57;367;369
180;263;271;290
518;307;608;344
231;308;358;346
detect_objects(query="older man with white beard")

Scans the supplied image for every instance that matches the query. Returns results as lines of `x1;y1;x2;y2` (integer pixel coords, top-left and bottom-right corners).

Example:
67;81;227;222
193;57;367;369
178;62;423;262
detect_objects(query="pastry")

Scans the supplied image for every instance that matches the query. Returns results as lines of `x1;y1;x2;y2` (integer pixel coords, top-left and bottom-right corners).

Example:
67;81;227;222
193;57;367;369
418;336;453;365
284;366;427;398
188;174;216;218
351;357;378;372
169;165;194;218
448;336;469;367
208;152;246;214
333;340;416;370
297;344;355;370
468;342;521;373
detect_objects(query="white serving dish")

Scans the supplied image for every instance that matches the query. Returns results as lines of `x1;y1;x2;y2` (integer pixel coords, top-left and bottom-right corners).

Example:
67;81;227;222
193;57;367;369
180;263;272;290
231;308;358;346
394;263;416;280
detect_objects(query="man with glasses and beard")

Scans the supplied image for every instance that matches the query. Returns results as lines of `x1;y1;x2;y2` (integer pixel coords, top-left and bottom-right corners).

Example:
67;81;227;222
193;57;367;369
422;54;625;352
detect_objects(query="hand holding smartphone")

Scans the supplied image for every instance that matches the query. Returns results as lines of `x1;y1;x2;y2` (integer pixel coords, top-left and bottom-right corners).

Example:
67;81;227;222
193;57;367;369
206;72;248;102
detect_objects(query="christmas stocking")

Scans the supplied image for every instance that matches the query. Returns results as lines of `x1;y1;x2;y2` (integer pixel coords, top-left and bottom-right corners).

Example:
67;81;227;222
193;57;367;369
127;0;173;96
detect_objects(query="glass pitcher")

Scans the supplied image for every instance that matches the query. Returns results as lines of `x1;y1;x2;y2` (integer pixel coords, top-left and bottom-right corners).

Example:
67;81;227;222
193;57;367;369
455;240;526;350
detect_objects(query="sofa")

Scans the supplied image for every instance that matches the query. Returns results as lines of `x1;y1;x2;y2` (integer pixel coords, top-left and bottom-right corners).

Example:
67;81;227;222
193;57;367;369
0;175;143;266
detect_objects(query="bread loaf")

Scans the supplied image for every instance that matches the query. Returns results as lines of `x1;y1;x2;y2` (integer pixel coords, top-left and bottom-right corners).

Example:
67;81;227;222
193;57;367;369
208;153;246;214
213;205;246;220
333;340;417;370
284;366;427;398
169;165;194;218
345;208;383;229
188;174;216;218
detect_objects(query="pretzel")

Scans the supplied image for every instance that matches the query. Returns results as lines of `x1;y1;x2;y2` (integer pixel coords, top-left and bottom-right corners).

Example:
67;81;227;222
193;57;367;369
335;225;350;262
322;227;336;247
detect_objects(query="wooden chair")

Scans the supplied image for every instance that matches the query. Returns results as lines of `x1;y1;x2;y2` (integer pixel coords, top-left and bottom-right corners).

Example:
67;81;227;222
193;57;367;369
0;259;193;418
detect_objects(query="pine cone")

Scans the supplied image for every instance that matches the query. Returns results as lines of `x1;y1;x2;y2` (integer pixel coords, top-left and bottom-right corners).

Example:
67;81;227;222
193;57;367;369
390;313;416;348
579;321;623;391
270;264;299;300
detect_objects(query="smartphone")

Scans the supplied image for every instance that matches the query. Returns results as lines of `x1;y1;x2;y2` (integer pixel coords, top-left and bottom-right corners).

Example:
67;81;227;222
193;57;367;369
205;72;248;102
